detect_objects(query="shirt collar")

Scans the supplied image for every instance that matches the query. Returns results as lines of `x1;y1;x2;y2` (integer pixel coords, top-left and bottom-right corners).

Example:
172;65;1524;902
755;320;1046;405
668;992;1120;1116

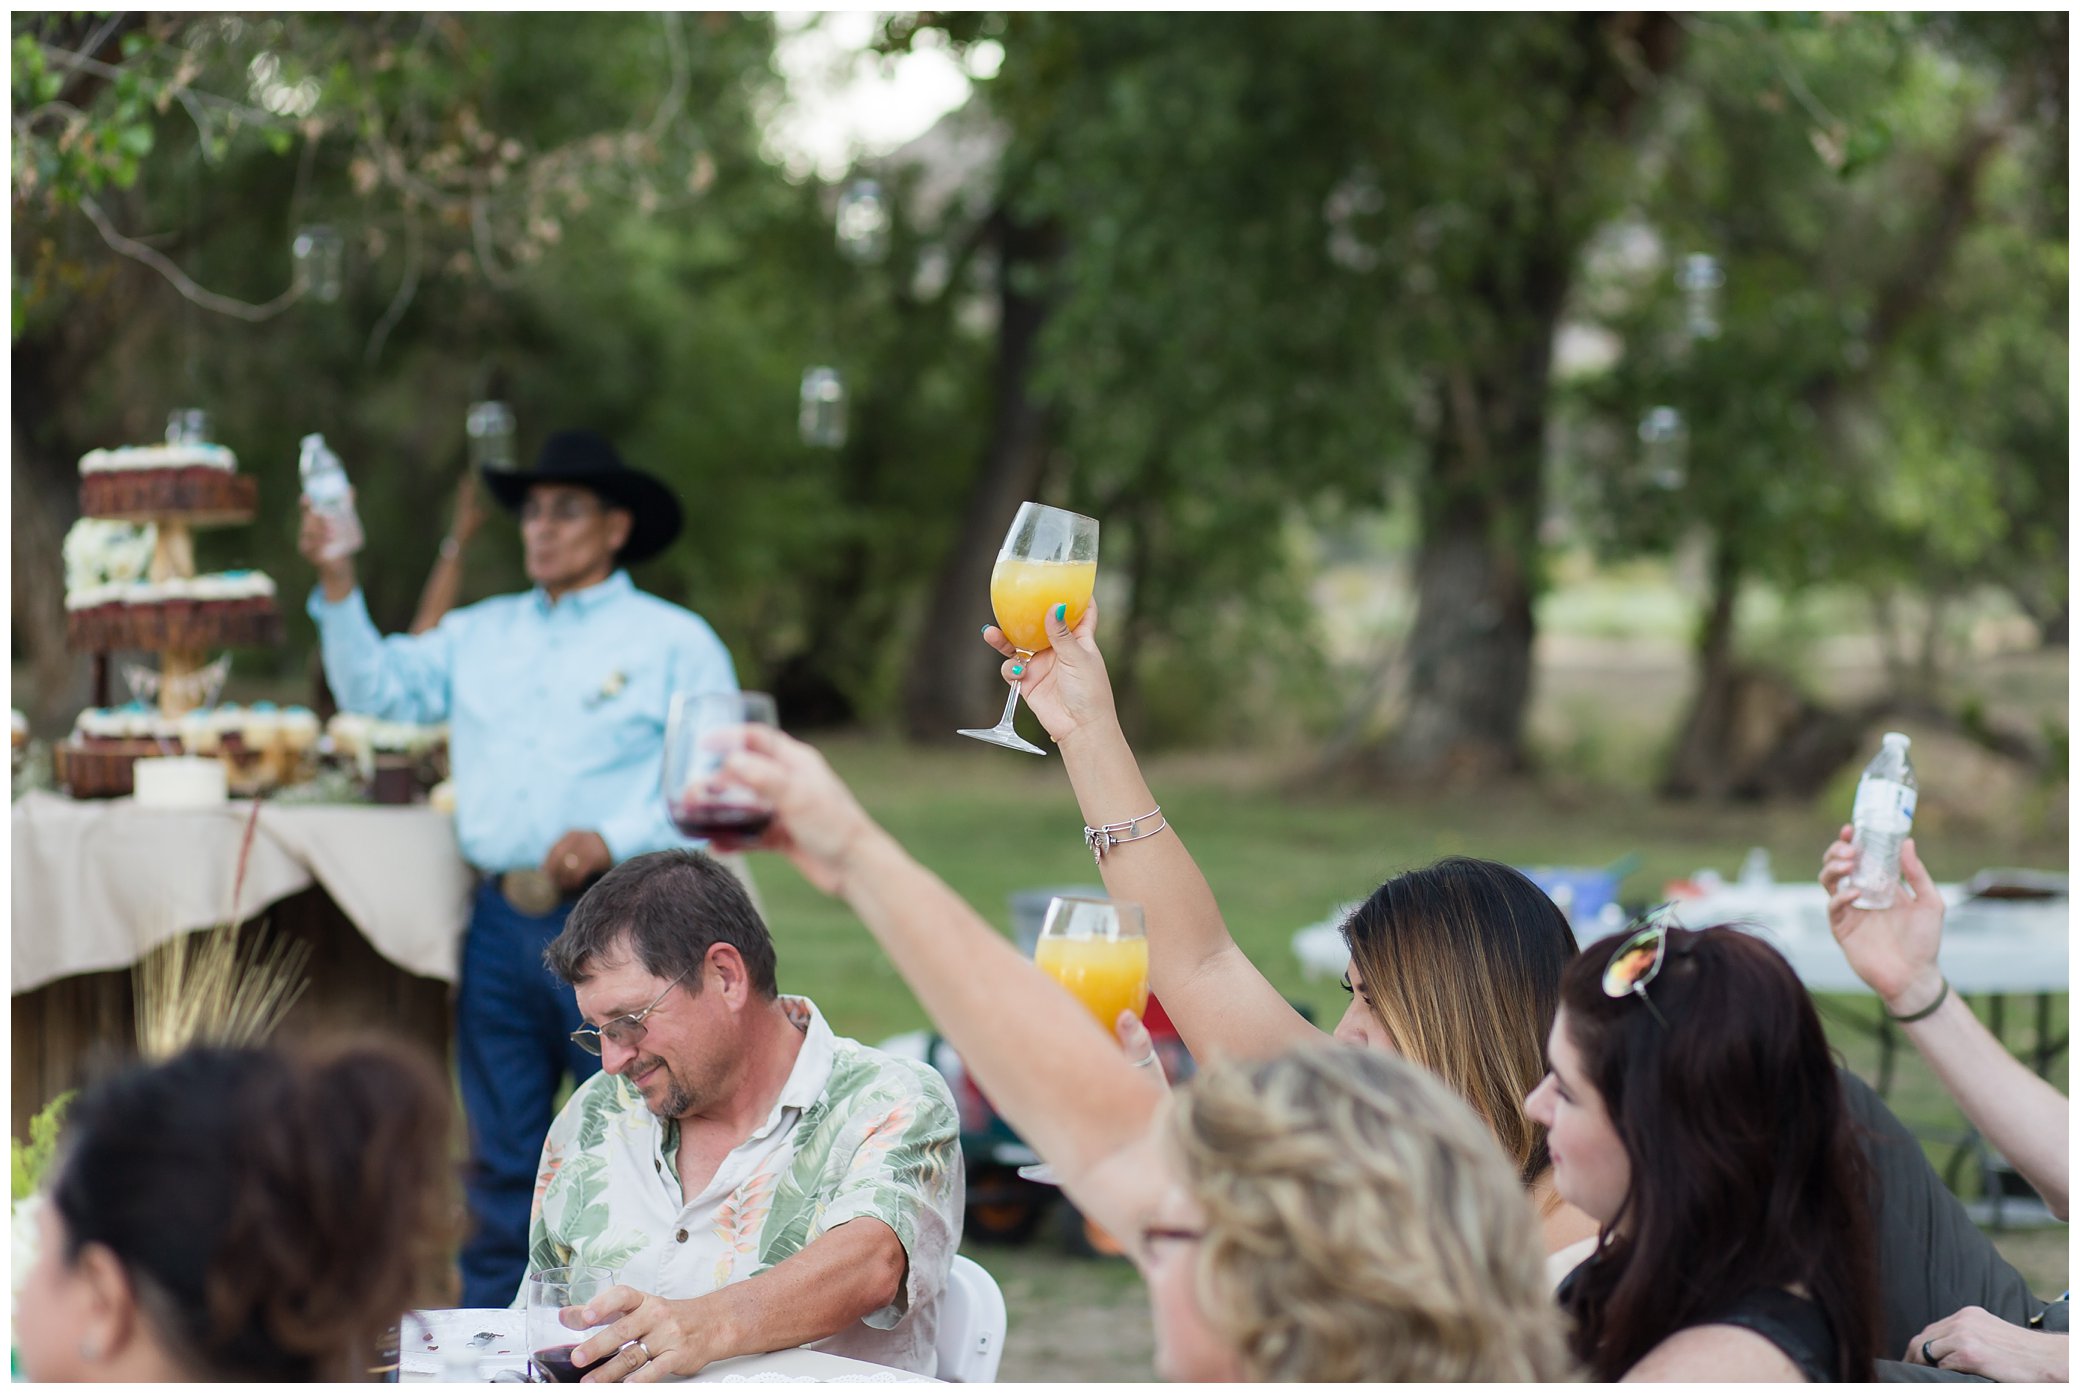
651;994;838;1161
759;995;839;1135
532;567;633;617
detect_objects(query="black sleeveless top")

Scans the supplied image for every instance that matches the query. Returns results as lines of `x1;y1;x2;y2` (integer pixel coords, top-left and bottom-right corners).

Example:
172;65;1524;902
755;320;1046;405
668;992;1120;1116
1559;1263;1841;1382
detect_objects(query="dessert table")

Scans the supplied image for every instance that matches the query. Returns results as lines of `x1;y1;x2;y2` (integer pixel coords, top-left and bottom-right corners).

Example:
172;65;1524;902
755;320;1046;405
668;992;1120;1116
10;790;469;1137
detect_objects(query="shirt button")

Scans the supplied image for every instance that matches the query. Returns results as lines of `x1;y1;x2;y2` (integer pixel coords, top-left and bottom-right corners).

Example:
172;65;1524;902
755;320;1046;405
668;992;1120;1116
676;1229;689;1244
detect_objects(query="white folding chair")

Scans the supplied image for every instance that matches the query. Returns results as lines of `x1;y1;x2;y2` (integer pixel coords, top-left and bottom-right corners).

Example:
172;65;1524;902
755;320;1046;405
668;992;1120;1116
934;1254;1008;1382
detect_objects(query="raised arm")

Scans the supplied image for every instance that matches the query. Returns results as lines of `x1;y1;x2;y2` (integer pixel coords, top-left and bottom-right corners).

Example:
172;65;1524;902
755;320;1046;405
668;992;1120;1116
300;498;456;725
408;470;486;635
1822;829;2069;1218
724;727;1170;1239
980;601;1320;1064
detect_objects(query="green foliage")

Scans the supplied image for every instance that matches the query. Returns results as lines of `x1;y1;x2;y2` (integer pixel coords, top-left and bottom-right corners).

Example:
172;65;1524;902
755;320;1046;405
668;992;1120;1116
1555;12;2065;657
11;1091;72;1202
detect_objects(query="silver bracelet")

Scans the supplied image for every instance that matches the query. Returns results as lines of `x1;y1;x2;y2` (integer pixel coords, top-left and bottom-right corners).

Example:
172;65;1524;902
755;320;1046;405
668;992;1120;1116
1083;806;1167;864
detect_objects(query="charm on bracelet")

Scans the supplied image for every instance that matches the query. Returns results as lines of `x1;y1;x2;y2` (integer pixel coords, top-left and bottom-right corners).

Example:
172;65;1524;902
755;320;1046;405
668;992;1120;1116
1083;806;1168;865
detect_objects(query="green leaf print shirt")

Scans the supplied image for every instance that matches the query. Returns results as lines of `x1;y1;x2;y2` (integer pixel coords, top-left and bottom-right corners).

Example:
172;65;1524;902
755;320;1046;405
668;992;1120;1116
522;996;964;1375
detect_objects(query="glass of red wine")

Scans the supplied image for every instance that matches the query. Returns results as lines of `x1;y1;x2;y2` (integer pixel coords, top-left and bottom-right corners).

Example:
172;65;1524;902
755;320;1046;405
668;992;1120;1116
526;1266;616;1383
663;690;778;852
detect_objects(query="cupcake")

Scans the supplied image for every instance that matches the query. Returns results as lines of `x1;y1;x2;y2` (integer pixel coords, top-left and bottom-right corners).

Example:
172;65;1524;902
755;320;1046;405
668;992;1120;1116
179;706;221;756
243;701;283;753
212;702;247;756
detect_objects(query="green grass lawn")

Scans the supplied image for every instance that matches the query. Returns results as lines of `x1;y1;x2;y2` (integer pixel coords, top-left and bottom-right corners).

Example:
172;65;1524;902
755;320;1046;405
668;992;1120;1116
759;734;2066;1050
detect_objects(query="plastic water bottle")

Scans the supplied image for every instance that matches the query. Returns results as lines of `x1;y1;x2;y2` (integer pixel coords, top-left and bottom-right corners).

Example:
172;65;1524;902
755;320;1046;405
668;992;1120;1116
1851;732;1917;910
299;433;364;560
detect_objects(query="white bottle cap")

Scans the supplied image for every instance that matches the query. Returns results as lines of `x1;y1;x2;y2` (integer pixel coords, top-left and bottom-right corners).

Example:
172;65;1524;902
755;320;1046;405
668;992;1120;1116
1882;731;1910;748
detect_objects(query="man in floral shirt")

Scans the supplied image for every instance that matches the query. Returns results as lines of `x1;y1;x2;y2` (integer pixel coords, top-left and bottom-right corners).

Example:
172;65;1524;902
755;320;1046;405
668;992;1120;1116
522;849;963;1379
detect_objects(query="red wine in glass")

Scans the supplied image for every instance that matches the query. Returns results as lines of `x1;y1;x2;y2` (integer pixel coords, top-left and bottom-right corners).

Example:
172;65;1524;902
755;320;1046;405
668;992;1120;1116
532;1344;584;1383
669;798;772;845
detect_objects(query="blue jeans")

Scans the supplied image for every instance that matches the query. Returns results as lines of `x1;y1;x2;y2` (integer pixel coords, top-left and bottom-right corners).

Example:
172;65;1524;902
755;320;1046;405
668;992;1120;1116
456;880;601;1308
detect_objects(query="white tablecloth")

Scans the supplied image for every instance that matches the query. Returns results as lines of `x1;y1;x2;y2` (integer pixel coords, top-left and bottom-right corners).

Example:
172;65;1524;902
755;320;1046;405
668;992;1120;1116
399;1309;937;1383
1666;882;2069;996
1292;882;2069;997
11;790;473;992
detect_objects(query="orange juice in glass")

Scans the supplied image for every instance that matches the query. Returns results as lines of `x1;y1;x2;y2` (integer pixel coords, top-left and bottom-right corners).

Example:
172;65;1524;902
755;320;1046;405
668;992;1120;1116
958;502;1099;755
1035;897;1149;1028
989;557;1097;656
1019;895;1147;1188
1035;933;1150;1027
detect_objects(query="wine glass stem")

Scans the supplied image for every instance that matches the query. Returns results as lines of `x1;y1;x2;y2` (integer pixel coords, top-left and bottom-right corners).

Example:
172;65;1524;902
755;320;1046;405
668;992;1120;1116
993;678;1023;731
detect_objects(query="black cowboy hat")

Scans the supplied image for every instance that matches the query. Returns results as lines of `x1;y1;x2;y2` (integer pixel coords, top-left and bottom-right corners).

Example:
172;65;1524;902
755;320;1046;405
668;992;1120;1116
481;429;683;565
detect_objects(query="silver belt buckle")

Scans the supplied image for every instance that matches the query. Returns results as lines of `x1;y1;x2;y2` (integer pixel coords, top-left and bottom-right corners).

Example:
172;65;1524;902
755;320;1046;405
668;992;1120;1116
499;868;562;917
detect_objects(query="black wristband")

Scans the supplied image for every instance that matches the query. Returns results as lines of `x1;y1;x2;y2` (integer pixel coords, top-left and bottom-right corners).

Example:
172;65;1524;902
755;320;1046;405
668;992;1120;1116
1885;977;1950;1024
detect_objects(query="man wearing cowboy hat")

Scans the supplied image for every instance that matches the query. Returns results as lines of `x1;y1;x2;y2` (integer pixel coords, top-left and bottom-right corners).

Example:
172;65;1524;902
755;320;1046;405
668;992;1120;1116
301;428;739;1307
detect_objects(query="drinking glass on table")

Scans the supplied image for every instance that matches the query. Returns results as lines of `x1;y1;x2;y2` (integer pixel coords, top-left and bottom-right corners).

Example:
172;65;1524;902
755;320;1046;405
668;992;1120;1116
527;1266;616;1383
1020;896;1150;1183
957;502;1099;755
663;691;778;852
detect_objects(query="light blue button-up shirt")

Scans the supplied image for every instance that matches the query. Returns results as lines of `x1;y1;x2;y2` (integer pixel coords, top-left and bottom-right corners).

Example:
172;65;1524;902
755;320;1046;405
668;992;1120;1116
307;569;738;872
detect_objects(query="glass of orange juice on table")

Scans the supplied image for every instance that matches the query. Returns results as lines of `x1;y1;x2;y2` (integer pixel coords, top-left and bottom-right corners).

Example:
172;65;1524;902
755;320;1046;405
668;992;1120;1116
1020;896;1149;1185
957;501;1098;754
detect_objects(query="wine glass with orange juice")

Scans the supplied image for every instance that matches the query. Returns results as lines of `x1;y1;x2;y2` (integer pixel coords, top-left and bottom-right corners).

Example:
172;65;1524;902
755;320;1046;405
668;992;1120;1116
957;502;1099;754
1020;896;1149;1184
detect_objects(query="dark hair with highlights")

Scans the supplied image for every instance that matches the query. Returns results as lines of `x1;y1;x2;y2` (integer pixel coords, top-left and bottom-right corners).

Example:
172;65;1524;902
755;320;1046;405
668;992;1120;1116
50;1039;457;1382
546;848;778;997
1555;925;1879;1380
1342;856;1578;1184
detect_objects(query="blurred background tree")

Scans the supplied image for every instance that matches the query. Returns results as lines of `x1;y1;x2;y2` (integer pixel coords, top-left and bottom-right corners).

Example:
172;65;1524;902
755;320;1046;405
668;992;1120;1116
1555;11;2066;798
13;10;2066;807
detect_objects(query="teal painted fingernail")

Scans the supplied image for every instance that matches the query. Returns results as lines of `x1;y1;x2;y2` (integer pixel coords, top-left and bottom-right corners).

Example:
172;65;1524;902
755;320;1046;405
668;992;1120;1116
1010;664;1024;677
981;625;992;636
1053;603;1066;621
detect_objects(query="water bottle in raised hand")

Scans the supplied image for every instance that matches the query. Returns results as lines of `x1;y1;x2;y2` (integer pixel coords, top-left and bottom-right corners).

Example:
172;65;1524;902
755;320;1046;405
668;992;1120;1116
299;433;364;560
1850;732;1917;910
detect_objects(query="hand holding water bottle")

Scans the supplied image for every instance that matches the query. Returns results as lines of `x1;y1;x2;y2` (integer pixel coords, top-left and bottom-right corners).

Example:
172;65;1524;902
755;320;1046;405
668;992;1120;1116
1848;731;1917;908
1821;826;1946;1017
299;433;364;560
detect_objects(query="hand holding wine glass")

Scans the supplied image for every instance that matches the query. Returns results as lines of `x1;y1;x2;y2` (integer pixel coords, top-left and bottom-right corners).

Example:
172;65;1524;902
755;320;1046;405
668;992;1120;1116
663;691;778;852
526;1267;615;1383
718;724;887;897
979;595;1117;747
958;501;1099;755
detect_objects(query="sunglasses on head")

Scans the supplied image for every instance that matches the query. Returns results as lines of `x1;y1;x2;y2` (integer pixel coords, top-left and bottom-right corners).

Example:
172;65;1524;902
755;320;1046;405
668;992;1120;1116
1601;910;1678;1028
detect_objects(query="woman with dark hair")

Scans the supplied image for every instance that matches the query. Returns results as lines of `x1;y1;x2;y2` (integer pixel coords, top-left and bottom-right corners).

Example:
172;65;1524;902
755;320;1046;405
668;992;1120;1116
980;602;1596;1252
16;1039;458;1383
1526;923;1881;1381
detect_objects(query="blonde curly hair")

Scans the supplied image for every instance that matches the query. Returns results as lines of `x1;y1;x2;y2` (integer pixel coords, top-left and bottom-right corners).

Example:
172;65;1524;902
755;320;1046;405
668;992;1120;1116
1168;1045;1576;1382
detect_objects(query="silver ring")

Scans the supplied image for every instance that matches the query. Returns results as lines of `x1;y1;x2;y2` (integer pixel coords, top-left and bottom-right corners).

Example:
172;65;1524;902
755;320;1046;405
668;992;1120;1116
1923;1341;1937;1366
1131;1049;1160;1071
636;1339;653;1364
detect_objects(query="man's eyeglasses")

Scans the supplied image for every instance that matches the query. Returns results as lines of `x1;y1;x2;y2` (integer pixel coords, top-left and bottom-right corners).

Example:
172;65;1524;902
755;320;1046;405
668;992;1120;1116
1602;911;1676;1028
521;495;605;526
570;973;688;1057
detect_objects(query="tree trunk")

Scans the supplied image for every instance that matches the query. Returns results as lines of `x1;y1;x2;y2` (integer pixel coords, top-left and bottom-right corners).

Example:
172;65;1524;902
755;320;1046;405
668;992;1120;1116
1364;12;1683;785
1378;264;1566;783
1659;537;1745;799
901;211;1059;740
12;333;99;736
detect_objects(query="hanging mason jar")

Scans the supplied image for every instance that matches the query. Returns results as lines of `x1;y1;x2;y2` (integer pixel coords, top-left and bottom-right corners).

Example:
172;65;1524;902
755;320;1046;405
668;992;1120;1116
467;401;517;472
292;225;345;302
1676;253;1724;340
834;179;891;265
799;367;847;449
1638;406;1688;490
165;408;213;445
